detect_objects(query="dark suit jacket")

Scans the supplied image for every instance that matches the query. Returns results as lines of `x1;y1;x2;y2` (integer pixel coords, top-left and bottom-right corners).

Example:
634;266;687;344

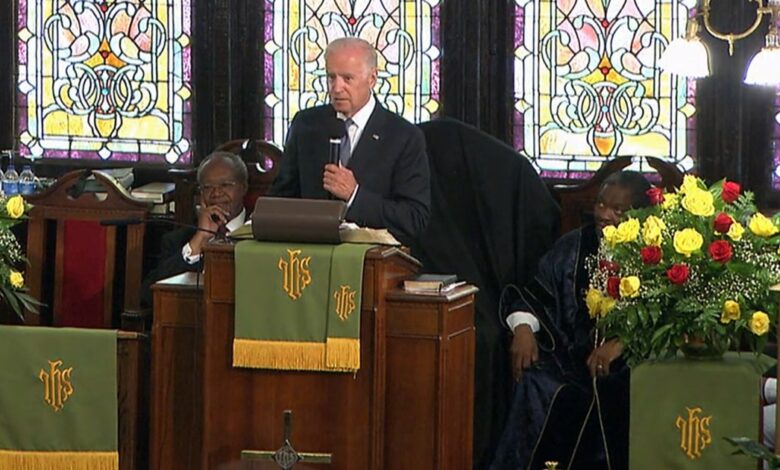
269;103;431;245
140;226;199;307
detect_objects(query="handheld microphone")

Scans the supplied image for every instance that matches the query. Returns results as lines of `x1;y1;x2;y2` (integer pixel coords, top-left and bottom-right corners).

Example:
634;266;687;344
326;116;346;166
100;217;223;238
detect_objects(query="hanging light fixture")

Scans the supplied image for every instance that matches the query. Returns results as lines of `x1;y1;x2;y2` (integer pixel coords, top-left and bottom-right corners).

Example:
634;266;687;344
659;0;780;86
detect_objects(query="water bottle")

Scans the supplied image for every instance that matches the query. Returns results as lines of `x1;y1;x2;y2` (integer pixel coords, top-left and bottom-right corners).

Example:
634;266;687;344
19;165;36;196
3;163;19;196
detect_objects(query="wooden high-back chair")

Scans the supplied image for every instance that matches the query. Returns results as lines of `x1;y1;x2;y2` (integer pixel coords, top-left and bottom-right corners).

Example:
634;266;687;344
170;139;283;224
554;156;685;235
24;170;152;329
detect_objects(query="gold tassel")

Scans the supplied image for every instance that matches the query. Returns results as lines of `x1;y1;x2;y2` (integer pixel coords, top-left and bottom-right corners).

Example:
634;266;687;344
0;451;118;470
325;337;360;372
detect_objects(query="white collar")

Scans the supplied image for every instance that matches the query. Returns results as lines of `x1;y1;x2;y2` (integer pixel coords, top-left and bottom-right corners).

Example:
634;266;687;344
337;94;376;130
226;208;246;232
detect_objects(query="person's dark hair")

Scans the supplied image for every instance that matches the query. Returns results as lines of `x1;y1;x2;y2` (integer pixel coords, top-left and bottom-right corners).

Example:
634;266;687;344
197;151;248;186
600;170;651;209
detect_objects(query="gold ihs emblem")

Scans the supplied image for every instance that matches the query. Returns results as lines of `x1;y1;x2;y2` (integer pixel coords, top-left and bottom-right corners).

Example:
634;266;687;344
278;249;312;300
333;285;357;321
39;359;74;412
676;406;712;460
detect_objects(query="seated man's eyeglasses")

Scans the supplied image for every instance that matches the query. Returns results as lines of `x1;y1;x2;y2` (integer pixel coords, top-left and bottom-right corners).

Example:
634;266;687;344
199;181;238;193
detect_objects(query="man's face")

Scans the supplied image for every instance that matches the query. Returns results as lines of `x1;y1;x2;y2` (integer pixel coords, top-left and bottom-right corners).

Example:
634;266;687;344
326;46;377;118
594;185;633;234
199;159;247;219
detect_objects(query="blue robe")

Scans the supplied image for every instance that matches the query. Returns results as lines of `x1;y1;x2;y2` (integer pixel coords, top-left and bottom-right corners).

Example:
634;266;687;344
491;225;629;470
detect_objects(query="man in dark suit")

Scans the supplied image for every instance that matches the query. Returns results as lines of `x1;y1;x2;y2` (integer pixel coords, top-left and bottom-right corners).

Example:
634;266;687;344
269;37;430;245
141;151;248;305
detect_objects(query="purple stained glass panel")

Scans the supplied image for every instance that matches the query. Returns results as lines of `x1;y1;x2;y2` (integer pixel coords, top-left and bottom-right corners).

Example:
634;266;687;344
262;0;442;148
16;0;193;164
513;1;697;181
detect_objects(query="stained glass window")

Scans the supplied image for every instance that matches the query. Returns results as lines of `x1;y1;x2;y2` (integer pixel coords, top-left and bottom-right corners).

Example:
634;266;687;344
513;0;697;179
16;0;193;164
774;96;780;191
263;0;441;147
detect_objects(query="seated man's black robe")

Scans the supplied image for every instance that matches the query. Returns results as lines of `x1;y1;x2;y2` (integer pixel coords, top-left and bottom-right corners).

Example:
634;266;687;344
491;224;629;470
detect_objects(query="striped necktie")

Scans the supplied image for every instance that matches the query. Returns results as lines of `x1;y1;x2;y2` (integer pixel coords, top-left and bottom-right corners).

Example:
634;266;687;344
340;118;354;167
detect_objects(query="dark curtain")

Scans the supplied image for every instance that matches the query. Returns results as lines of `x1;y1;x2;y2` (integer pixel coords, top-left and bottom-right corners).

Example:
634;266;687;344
411;118;560;469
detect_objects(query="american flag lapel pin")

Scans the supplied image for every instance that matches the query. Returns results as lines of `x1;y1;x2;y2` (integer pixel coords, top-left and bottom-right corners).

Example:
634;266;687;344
372;134;380;141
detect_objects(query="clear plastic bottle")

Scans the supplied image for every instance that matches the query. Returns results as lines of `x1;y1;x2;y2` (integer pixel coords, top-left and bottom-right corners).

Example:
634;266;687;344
19;165;36;196
3;163;19;196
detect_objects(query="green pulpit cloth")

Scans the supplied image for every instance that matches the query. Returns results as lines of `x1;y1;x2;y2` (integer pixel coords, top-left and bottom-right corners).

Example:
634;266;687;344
0;326;118;470
630;353;773;470
234;241;374;372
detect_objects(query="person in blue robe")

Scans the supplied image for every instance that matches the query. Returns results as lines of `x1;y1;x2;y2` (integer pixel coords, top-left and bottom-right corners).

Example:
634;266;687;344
491;171;651;470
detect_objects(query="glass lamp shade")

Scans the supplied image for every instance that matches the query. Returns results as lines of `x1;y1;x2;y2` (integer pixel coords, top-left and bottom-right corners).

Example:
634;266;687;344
744;35;780;86
659;37;711;78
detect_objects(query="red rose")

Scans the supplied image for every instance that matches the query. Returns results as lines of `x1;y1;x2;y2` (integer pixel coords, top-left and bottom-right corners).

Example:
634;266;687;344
667;264;690;285
646;187;665;205
713;212;733;233
599;260;620;273
640;245;662;265
722;181;741;203
708;240;733;263
607;276;621;299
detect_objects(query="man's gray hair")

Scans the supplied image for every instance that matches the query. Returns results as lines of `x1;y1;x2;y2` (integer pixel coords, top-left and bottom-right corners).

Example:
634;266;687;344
325;37;378;70
197;151;248;185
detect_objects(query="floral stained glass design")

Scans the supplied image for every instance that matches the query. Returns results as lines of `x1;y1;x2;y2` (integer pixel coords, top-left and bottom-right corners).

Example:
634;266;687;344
774;97;780;190
17;0;192;164
513;0;697;179
263;0;441;147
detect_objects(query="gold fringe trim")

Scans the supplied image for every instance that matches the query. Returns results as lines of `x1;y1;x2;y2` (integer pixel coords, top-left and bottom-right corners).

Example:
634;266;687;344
233;339;325;370
232;338;360;373
325;337;360;372
0;450;118;470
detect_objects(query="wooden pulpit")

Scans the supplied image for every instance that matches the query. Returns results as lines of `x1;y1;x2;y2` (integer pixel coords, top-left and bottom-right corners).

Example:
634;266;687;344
150;243;476;470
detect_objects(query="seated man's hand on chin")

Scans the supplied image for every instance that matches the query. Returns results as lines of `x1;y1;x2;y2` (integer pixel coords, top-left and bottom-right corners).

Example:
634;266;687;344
586;338;624;378
323;164;358;201
511;325;539;383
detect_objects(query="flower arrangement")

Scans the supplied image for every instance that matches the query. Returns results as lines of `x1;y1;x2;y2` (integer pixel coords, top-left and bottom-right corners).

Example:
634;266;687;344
0;195;39;319
586;175;780;366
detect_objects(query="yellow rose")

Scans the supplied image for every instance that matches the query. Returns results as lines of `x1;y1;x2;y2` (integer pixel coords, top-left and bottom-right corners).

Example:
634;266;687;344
673;228;704;257
5;195;25;219
602;225;619;247
615;218;640;244
679;175;703;194
727;222;745;241
600;297;616;317
749;311;770;336
681;188;715;217
642;216;666;246
720;300;741;324
748;213;779;238
9;271;24;289
661;193;679;210
619;276;641;299
586;288;604;319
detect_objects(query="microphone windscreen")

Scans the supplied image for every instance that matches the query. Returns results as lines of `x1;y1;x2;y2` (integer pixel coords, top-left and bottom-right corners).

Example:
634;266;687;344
325;115;346;139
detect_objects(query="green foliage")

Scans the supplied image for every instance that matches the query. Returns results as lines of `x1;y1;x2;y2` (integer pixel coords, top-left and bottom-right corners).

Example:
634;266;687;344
725;437;780;468
586;176;780;366
0;196;41;320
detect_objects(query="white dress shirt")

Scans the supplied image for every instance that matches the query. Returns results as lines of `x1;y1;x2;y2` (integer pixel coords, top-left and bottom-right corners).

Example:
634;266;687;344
337;95;376;207
181;208;247;264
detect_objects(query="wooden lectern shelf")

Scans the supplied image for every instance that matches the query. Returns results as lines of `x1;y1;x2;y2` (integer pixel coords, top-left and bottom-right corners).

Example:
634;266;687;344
150;243;476;470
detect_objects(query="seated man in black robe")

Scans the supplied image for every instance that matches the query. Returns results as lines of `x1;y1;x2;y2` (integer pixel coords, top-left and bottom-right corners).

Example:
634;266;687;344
490;171;651;470
141;151;248;306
